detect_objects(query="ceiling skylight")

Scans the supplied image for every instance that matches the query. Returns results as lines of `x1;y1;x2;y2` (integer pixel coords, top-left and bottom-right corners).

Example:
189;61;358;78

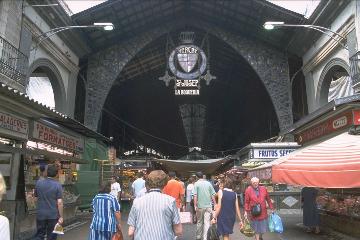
63;0;107;15
268;0;321;18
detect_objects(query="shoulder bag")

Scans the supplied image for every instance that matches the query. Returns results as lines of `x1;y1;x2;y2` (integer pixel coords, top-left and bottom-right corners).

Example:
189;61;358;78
251;187;262;217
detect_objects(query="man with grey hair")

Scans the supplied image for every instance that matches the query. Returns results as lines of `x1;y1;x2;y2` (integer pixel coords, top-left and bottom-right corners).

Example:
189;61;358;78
127;170;182;240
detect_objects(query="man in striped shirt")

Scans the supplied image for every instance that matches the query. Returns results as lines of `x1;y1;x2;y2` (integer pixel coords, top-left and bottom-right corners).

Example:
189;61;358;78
89;181;122;240
127;170;182;240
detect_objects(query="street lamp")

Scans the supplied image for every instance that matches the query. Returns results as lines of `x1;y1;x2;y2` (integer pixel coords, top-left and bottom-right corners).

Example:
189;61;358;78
31;22;114;51
263;21;356;121
263;21;348;50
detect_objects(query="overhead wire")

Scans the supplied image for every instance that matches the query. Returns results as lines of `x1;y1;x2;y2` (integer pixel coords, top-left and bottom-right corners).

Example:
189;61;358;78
102;108;243;153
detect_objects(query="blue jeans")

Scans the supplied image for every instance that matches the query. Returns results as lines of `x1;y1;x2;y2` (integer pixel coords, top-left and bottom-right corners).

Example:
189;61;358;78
34;219;58;240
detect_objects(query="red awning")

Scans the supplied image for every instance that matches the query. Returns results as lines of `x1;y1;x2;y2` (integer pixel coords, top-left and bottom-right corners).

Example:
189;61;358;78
272;132;360;188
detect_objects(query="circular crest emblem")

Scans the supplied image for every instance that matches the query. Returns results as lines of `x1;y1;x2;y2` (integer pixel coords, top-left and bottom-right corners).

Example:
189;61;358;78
169;45;207;79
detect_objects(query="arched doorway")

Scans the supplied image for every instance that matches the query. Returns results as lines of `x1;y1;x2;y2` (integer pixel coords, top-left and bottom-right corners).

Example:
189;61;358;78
27;59;66;112
26;69;55;108
318;59;352;106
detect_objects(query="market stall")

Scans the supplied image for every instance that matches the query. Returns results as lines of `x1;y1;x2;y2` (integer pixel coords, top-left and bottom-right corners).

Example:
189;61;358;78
250;99;360;237
19;119;86;237
238;142;302;210
0;83;110;239
254;132;360;237
116;157;150;212
0;110;29;239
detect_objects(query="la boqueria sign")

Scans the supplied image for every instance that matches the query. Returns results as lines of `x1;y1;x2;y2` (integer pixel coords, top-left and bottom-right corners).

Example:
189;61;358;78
30;121;84;153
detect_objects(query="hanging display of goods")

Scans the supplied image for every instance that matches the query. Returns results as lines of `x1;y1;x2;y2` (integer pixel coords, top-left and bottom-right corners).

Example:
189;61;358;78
317;193;360;217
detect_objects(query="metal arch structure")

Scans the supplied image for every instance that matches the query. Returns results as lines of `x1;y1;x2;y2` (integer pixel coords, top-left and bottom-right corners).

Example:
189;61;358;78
71;0;306;156
72;0;304;52
83;22;295;132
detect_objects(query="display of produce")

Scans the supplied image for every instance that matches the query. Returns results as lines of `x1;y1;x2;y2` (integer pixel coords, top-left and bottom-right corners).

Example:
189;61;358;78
119;169;144;200
63;189;80;205
317;192;360;217
24;156;80;211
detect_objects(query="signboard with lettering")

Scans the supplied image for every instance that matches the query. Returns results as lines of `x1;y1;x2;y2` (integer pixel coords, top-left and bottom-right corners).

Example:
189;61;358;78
252;149;296;159
0;111;28;139
175;79;200;95
295;110;356;144
159;32;216;96
31;121;84;153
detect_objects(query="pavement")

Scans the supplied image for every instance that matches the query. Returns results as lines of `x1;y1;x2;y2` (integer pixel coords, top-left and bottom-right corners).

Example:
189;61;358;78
58;210;358;240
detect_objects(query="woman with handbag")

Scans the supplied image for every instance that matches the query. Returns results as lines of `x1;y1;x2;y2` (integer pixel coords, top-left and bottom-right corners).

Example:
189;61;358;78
89;181;123;240
244;177;274;240
211;177;243;240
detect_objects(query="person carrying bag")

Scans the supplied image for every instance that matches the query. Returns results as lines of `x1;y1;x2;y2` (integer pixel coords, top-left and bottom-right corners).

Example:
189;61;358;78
240;217;255;237
244;177;274;240
111;224;124;240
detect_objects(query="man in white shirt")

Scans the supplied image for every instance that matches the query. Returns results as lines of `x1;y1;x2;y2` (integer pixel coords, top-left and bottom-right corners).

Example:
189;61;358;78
110;176;121;202
131;172;146;198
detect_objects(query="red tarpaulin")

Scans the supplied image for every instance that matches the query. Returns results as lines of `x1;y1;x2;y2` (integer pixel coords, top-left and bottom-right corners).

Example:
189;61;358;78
272;132;360;188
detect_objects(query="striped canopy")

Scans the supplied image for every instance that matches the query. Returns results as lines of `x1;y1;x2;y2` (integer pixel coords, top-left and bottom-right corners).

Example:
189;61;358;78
272;132;360;188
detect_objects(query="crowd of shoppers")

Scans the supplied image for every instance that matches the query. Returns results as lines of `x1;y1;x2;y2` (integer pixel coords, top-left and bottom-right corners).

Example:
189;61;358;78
27;166;286;240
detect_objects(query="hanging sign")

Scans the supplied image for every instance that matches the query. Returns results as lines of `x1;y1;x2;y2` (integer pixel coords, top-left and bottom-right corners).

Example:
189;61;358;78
159;32;216;96
0;111;28;139
31;121;84;153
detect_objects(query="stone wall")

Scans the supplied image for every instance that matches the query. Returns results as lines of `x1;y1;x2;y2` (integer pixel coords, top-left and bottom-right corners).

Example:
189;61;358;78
84;22;292;132
0;0;23;48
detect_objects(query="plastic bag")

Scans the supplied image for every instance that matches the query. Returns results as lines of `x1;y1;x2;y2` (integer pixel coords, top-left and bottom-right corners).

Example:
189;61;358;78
207;224;220;240
268;214;275;232
52;223;64;235
240;218;255;237
272;213;284;233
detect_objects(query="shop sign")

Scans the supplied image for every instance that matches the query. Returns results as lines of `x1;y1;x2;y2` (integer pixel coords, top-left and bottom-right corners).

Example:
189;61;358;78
295;110;354;144
31;121;84;153
0;111;28;138
252;149;296;159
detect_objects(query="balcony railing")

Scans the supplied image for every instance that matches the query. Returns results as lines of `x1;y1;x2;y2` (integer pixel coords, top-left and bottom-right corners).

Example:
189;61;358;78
0;35;28;86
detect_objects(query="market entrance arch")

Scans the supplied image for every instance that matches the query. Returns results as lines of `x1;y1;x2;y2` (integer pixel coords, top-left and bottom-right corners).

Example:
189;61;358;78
73;0;304;158
97;28;281;158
